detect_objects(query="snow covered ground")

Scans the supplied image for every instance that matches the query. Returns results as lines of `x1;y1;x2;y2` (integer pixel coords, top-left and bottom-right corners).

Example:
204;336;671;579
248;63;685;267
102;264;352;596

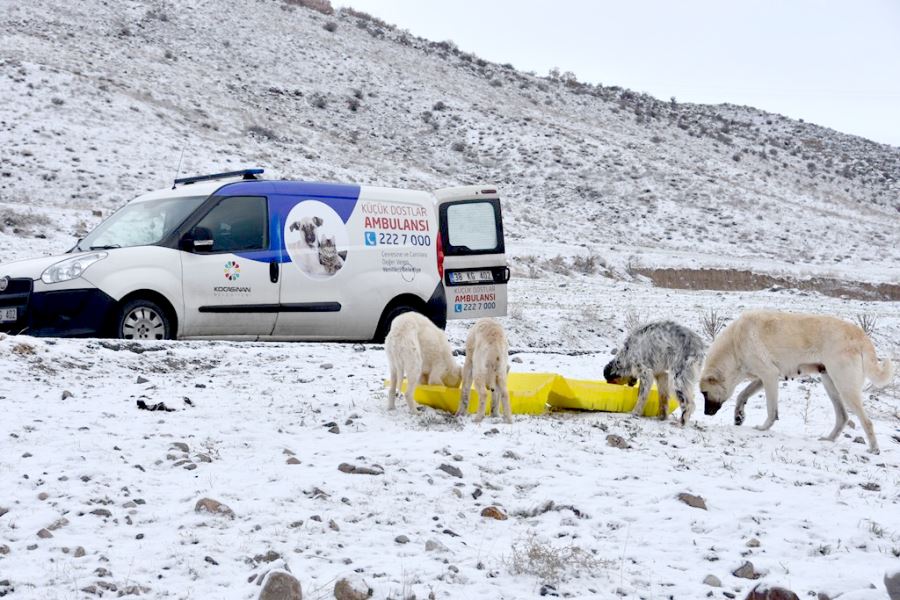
2;272;898;599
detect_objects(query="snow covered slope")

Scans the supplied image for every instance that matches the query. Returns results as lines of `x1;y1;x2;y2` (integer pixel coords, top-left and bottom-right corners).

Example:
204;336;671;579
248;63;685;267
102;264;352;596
0;0;898;280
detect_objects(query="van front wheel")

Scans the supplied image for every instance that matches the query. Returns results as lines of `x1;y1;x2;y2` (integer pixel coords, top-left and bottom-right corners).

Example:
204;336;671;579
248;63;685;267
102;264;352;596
117;298;173;340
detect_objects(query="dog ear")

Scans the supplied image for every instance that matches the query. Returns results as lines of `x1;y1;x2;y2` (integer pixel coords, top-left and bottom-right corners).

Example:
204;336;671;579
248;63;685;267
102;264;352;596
314;216;324;227
702;375;719;386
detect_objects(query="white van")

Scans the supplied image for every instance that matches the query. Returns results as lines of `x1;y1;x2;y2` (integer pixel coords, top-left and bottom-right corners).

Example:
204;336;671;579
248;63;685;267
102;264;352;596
0;169;509;341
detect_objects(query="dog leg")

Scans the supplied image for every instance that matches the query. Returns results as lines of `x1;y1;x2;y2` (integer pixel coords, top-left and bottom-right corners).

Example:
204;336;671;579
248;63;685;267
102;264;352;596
455;355;474;417
630;370;653;418
676;387;696;426
490;386;500;418
404;365;422;413
654;372;671;421
500;387;512;424
734;379;763;426
473;380;489;423
754;378;779;431
838;383;879;454
819;372;848;442
387;364;400;410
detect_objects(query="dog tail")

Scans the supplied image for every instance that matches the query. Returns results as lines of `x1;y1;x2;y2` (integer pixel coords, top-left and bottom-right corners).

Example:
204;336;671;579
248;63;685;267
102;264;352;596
862;342;894;388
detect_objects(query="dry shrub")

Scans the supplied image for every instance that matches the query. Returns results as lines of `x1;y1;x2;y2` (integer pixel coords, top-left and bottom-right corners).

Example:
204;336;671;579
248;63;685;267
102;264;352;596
12;342;36;356
701;308;728;341
508;533;609;583
1;209;52;234
284;0;333;15
624;309;647;332
856;314;877;336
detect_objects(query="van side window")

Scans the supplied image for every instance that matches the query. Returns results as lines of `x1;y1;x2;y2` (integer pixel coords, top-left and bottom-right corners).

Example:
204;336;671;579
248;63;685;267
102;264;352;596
446;201;499;252
195;196;267;252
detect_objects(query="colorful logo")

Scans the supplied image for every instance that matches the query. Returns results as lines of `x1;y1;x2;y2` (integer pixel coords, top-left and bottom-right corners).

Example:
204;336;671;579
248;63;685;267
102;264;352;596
364;231;377;246
224;261;240;281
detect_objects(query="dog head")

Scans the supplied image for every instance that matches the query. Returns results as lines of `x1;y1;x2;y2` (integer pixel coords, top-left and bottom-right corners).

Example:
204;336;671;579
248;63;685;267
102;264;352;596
603;357;637;387
700;372;730;415
318;234;336;253
290;216;323;247
442;361;463;388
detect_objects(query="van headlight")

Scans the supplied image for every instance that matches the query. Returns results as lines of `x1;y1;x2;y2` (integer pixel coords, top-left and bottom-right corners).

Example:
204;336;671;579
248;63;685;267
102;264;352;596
41;252;108;284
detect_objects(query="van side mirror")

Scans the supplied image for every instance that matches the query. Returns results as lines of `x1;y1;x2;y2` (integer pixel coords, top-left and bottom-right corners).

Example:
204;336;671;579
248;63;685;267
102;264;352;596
182;227;214;252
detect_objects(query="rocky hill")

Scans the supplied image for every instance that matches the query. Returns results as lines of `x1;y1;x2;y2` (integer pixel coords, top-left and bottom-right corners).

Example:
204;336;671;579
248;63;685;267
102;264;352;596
1;0;898;281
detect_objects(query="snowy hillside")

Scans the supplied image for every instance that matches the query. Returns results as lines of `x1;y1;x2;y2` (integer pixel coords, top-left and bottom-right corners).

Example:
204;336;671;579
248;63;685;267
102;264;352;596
0;0;898;282
1;1;899;599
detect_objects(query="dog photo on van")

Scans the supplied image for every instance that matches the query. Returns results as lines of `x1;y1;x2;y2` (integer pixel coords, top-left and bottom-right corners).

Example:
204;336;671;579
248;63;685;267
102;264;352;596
284;200;349;279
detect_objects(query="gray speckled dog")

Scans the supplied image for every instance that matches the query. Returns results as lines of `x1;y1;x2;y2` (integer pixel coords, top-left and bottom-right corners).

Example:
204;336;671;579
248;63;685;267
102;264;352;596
603;321;706;425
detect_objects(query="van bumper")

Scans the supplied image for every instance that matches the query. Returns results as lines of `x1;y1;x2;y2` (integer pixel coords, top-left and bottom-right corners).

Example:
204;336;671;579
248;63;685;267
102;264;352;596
0;279;117;337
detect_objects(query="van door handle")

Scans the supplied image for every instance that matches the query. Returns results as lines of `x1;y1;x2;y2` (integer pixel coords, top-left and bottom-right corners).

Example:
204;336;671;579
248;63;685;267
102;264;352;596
269;261;279;283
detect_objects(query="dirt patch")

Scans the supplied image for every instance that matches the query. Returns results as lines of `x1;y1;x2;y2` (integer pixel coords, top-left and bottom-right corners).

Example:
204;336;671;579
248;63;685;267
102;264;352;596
635;268;899;302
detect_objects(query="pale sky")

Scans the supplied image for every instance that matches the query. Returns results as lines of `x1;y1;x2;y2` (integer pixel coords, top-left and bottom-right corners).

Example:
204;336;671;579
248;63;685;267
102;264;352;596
336;0;900;147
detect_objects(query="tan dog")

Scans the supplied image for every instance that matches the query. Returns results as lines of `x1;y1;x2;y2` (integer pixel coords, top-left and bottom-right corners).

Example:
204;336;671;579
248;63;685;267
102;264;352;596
456;318;512;423
700;310;893;453
385;312;462;412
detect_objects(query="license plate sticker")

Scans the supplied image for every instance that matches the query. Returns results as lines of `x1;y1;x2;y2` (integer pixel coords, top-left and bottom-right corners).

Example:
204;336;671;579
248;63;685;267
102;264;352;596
0;307;16;322
449;270;493;284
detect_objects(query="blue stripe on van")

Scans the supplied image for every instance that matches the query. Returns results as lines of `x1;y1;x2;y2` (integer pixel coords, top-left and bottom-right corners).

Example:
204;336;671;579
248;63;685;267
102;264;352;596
226;181;362;263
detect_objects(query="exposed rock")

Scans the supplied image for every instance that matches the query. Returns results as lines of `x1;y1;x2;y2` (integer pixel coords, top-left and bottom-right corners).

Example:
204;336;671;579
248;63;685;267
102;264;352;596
395;535;409;544
746;538;761;547
0;544;9;555
606;434;630;449
254;550;281;564
37;528;53;539
744;584;800;599
703;574;722;587
338;463;383;475
197;454;212;463
425;539;448;553
136;376;149;384
438;463;463;478
205;556;219;565
194;497;235;519
333;576;370;600
171;442;189;453
733;561;761;580
480;506;508;520
677;492;707;510
184;463;198;471
0;507;8;518
287;457;301;465
37;492;49;501
90;509;112;518
859;482;880;491
48;517;69;531
74;546;86;557
62;390;73;400
320;363;334;370
258;570;302;600
885;569;900;600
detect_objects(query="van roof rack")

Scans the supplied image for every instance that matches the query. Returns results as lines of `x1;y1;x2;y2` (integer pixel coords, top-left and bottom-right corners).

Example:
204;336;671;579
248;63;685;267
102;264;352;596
174;168;264;186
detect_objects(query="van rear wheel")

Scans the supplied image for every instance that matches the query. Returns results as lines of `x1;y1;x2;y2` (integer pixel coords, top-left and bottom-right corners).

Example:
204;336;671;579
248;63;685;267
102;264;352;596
373;304;418;343
117;298;173;340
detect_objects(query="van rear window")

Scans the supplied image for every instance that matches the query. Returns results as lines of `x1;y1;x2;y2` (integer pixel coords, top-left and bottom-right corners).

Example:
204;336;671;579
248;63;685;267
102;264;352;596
445;201;500;253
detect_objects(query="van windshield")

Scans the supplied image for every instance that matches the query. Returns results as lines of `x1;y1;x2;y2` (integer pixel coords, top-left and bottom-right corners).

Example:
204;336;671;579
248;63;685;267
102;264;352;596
77;196;207;251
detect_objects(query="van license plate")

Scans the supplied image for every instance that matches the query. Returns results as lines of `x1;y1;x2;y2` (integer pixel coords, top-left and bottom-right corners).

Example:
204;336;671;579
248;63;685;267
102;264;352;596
449;270;493;284
0;307;16;322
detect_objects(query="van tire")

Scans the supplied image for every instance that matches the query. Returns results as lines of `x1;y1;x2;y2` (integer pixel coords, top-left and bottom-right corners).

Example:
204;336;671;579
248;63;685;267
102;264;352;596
373;304;419;343
116;298;173;341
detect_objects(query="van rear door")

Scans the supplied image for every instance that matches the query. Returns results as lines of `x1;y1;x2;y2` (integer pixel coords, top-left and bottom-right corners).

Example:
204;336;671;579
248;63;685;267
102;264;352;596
435;185;508;320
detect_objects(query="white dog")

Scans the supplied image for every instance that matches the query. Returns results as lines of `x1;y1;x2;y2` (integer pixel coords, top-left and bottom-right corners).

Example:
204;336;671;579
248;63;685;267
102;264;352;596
456;318;512;423
700;310;893;453
385;312;462;412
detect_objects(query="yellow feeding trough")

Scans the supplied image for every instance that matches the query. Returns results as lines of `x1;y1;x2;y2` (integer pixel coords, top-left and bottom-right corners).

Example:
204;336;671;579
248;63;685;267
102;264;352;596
548;377;679;416
392;372;556;415
387;373;679;416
